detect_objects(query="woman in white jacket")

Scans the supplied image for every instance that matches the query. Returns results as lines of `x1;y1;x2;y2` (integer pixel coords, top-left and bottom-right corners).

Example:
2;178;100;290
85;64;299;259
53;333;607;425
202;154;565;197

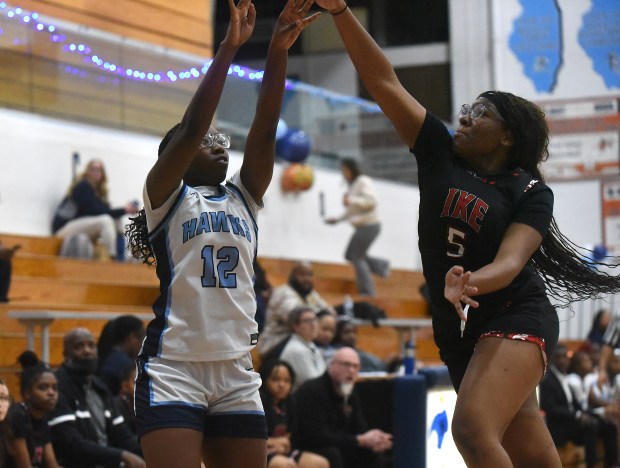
325;158;389;296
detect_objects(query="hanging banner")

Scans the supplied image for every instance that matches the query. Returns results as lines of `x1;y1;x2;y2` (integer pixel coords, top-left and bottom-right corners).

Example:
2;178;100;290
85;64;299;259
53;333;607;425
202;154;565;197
543;131;619;179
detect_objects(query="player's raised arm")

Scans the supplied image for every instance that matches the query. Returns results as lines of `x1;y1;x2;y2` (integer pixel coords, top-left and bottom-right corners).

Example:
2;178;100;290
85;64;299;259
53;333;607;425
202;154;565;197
241;0;320;203
146;0;256;208
314;0;426;149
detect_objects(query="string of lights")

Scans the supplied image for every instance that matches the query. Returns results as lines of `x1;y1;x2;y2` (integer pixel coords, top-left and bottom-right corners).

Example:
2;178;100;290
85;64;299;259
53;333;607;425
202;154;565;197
0;1;381;112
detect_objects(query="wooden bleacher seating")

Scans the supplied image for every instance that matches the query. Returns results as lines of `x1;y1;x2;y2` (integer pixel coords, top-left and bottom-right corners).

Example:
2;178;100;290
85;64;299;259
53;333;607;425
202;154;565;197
0;233;438;399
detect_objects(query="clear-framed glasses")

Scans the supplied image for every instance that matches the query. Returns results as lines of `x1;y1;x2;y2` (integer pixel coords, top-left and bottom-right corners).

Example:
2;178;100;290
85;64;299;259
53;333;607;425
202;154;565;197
201;133;231;149
333;360;361;371
459;103;504;123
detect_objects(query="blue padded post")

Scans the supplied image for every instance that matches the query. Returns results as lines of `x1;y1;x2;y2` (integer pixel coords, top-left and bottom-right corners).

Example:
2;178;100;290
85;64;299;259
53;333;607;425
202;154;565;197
392;375;427;468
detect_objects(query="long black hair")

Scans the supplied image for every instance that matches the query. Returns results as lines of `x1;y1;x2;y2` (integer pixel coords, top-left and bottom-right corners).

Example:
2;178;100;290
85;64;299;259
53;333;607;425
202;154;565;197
126;124;181;266
482;91;620;307
97;315;145;369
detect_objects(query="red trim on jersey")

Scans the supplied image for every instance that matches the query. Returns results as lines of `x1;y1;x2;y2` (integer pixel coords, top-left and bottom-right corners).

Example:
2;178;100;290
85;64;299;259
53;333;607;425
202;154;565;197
478;331;548;377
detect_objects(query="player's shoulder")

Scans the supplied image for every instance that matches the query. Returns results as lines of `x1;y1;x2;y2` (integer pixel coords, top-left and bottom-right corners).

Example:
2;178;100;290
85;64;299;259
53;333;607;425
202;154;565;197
506;168;550;195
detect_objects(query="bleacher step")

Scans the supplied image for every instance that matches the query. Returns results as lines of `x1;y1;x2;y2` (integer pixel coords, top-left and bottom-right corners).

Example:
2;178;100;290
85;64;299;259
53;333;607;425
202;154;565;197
13;254;157;285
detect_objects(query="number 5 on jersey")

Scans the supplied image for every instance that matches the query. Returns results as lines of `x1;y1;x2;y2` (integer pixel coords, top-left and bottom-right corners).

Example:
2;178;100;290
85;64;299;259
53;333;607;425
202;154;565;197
447;226;466;258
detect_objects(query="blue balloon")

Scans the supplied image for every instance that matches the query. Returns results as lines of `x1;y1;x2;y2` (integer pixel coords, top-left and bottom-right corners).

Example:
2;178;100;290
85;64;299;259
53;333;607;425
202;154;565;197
276;119;288;141
593;244;608;262
276;128;311;162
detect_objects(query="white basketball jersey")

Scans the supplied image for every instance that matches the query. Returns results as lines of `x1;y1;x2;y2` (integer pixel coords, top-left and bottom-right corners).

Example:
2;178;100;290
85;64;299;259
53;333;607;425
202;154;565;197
142;171;260;361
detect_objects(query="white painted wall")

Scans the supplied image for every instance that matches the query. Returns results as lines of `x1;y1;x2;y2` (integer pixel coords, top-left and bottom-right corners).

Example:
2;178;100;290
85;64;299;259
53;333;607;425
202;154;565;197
0;108;419;270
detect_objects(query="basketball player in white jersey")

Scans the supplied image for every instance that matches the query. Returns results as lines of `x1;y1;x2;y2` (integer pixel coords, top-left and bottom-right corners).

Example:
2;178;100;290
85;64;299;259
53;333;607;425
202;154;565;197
125;1;320;466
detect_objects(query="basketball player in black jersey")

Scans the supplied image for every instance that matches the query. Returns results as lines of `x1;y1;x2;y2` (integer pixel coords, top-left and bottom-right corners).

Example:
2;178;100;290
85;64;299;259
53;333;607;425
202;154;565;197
314;1;620;466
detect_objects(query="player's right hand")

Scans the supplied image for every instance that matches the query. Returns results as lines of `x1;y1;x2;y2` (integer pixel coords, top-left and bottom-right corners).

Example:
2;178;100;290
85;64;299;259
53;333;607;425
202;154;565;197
222;0;256;48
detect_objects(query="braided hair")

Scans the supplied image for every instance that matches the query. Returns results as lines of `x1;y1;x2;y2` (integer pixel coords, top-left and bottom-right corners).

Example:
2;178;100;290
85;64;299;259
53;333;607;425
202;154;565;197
125;123;181;266
481;91;620;307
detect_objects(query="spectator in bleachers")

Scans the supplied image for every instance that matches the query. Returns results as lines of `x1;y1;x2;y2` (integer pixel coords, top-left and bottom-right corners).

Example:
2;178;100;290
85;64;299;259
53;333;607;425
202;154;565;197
259;261;335;358
540;343;618;468
292;347;392;468
589;342;603;373
332;318;387;373
49;327;144;468
0;378;11;466
96;315;145;396
590;352;620;422
586;309;612;349
6;351;59;467
598;313;620;390
314;309;338;363
324;158;389;297
254;258;273;333
259;359;329;468
566;350;597;413
52;158;139;260
113;360;137;436
0;241;20;303
0;377;9;422
279;306;326;390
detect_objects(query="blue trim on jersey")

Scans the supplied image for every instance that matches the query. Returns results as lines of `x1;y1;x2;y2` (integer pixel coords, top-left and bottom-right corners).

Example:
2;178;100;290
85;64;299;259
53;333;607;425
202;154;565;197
148;184;189;240
143;226;174;358
202;185;227;201
225;181;259;260
146;361;205;409
225;182;258;234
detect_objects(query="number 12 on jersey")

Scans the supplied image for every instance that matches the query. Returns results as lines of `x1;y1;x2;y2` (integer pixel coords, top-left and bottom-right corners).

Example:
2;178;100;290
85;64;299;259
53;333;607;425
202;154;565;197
201;245;240;288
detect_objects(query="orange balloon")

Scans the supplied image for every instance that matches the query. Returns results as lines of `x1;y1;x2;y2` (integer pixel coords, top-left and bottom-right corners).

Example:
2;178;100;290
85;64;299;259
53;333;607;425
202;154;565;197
281;163;314;192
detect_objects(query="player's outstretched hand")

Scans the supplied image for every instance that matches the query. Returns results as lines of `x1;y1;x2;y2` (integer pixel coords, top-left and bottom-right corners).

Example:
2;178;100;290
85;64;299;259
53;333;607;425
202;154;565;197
223;0;256;48
271;0;321;51
444;265;479;321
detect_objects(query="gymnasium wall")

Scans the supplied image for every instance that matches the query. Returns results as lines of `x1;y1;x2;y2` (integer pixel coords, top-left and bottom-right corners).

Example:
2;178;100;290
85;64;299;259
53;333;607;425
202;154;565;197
0;107;605;273
10;0;213;57
0;107;420;270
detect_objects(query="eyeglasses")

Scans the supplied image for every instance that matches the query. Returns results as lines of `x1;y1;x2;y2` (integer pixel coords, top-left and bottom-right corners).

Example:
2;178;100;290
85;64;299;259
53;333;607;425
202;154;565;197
333;360;361;370
459;103;504;123
201;133;231;149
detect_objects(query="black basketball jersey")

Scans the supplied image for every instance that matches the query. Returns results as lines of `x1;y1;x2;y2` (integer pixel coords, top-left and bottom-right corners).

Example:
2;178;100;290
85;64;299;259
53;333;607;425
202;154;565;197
411;113;554;349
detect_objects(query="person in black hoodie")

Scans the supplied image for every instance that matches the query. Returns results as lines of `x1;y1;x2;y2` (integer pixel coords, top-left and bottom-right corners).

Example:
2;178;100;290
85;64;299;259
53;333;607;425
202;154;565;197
48;328;144;468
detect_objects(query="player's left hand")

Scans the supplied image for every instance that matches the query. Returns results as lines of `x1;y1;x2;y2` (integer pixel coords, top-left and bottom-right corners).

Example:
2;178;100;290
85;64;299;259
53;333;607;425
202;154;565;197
271;0;321;50
444;265;479;321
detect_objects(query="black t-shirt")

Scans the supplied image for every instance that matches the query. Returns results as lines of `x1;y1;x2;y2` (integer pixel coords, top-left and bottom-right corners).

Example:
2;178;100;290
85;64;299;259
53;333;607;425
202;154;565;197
260;390;292;438
7;402;51;468
411;113;553;351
